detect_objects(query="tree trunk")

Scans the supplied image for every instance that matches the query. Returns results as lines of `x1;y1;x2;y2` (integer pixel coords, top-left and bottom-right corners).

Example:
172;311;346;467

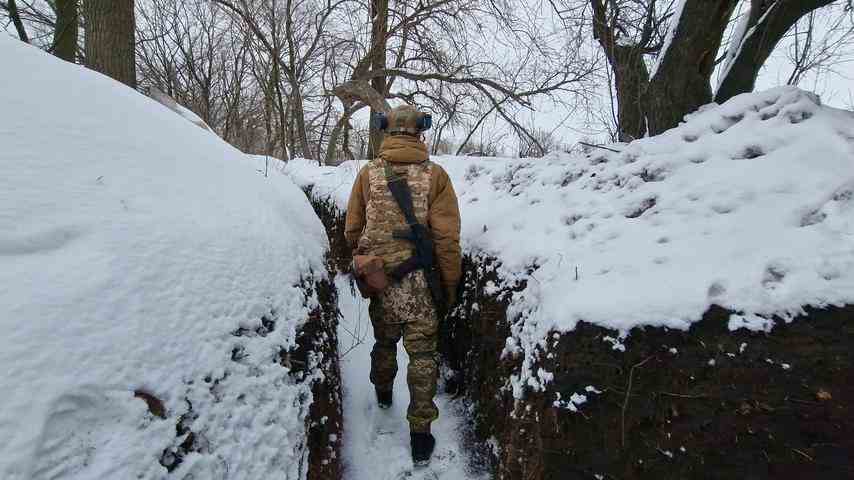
7;0;30;43
324;108;358;165
590;0;656;141
342;119;354;161
610;46;649;141
54;0;78;62
367;0;388;159
715;0;835;104
596;0;836;139
646;0;736;135
84;0;136;88
291;88;312;159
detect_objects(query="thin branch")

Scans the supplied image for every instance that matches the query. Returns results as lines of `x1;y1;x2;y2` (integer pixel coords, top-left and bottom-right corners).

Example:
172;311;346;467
577;141;620;153
621;355;653;448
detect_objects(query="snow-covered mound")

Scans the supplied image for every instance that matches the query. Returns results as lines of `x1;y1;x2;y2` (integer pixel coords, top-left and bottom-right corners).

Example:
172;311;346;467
288;86;854;350
1;37;328;479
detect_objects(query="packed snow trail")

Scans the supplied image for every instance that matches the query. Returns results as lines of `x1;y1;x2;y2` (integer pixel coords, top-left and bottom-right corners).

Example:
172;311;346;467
335;276;489;480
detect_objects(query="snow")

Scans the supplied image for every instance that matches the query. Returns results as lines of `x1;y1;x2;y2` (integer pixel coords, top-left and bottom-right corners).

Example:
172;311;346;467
717;2;781;92
717;5;752;91
650;0;687;80
288;86;854;397
336;276;488;479
1;36;328;480
147;87;214;132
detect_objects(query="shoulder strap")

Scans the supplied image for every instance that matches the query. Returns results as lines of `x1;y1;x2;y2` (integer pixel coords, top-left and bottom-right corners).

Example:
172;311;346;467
384;163;419;226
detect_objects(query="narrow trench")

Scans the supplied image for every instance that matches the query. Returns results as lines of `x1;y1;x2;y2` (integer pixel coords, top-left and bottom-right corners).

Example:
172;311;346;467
334;275;489;479
308;192;491;479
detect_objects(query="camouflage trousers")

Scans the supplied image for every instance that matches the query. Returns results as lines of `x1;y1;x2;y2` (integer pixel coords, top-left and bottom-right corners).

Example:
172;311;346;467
369;270;439;433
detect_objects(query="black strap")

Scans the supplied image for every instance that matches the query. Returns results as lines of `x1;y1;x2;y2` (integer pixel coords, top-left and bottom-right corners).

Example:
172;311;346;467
384;163;418;226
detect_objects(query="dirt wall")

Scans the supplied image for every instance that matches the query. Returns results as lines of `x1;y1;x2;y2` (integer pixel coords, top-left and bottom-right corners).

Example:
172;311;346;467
445;257;854;480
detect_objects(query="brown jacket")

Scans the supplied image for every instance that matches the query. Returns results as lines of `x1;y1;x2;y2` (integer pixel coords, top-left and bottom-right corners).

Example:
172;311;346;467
345;135;462;288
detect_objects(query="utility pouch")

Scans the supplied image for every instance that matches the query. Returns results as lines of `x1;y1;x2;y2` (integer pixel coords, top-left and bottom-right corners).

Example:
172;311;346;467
353;255;388;298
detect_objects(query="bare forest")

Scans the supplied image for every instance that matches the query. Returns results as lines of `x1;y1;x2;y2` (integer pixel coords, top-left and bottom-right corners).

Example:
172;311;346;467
4;0;853;162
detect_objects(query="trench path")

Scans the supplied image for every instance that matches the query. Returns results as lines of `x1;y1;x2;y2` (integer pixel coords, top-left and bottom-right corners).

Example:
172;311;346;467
335;275;488;480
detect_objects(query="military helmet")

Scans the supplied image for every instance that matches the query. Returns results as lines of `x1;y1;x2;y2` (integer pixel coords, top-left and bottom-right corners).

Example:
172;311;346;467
372;105;432;135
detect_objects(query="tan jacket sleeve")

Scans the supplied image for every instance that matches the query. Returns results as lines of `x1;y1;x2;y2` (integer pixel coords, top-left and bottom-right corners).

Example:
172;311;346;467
344;167;371;251
428;164;462;287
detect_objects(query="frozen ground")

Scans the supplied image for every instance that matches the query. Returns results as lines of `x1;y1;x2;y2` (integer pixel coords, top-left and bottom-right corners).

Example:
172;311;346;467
335;276;489;480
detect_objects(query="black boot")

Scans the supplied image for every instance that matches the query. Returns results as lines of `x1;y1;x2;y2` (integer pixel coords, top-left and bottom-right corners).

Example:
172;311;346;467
410;432;435;466
375;388;393;409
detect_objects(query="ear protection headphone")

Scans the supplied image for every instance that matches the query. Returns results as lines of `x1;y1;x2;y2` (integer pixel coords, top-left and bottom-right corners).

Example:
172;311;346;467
418;114;433;131
370;111;433;132
370;113;388;131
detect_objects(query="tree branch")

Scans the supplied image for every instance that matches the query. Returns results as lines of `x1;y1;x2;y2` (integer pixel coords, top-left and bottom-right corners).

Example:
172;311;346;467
5;0;31;43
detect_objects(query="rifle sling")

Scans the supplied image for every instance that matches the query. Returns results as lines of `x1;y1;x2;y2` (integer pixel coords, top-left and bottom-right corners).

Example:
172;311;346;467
384;164;419;224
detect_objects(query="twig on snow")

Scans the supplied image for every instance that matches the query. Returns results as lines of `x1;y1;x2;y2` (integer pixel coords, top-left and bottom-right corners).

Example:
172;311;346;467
578;141;621;153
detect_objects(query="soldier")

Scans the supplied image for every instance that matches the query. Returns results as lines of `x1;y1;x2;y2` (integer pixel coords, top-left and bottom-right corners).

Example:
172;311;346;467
344;104;462;466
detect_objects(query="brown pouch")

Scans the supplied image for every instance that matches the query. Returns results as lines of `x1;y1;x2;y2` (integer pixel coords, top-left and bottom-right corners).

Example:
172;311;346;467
353;255;388;298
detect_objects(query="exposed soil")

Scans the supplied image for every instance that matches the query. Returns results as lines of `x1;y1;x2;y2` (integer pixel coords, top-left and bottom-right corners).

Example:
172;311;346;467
298;275;344;480
304;186;352;273
444;256;854;480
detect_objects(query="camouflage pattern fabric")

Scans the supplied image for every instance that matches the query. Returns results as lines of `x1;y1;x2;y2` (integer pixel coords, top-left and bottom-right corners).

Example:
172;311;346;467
386;105;424;135
369;270;439;433
359;158;431;270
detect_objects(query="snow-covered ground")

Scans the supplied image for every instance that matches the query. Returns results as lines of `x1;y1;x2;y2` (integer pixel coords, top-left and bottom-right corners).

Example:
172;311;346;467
1;37;328;479
287;86;854;396
335;276;488;480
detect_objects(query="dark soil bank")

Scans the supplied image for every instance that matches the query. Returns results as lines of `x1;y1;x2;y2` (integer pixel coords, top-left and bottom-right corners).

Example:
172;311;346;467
444;257;854;480
295;275;343;480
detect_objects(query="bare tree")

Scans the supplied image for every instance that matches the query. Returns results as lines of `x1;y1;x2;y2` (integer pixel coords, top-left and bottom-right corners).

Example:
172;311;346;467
85;0;137;88
715;0;837;104
211;0;345;160
3;0;30;42
325;0;600;164
518;127;561;158
137;0;270;153
367;0;389;158
782;5;854;88
54;0;77;61
576;0;843;140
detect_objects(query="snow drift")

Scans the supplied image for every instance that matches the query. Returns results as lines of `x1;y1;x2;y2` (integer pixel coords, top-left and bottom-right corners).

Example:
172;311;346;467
287;86;854;387
0;37;333;479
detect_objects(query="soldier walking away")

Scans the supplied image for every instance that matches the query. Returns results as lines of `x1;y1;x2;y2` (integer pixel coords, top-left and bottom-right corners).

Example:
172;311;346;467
344;104;462;467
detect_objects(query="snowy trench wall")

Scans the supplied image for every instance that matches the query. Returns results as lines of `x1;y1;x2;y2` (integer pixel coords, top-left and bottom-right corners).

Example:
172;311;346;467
1;38;341;480
288;86;854;479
